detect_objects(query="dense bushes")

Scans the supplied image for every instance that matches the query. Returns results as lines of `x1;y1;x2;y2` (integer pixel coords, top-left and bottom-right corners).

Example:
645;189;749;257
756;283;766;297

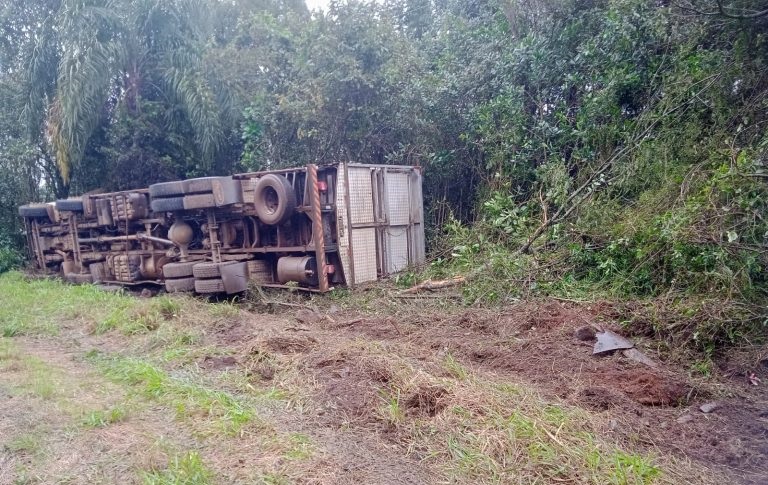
0;237;23;274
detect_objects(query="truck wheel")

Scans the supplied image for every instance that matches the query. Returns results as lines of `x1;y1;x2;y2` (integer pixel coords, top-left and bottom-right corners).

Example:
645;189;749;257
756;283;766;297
162;261;197;279
89;262;108;283
182;193;217;210
253;174;296;225
18;205;51;219
149;180;186;198
192;261;240;279
165;277;196;293
65;272;93;285
247;260;273;283
56;199;84;212
182;176;232;194
194;278;225;294
150;196;185;213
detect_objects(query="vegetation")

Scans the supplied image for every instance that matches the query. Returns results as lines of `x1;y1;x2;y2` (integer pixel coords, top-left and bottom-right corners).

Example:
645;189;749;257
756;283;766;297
0;272;721;484
1;1;766;349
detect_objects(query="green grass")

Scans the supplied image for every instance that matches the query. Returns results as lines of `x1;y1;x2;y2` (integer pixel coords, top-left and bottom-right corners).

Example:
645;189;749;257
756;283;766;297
4;432;42;454
89;352;257;434
96;295;182;335
379;389;405;425
0;271;136;336
82;406;128;428
143;451;213;485
442;352;470;380
283;433;313;460
0;342;58;399
364;347;665;485
0;272;185;337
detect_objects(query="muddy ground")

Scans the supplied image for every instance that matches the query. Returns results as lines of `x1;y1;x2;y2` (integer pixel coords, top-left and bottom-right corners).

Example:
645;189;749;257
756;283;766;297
0;288;766;484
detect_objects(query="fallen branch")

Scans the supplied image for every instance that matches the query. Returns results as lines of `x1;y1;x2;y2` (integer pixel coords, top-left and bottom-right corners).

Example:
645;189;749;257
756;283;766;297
400;276;466;294
393;293;463;299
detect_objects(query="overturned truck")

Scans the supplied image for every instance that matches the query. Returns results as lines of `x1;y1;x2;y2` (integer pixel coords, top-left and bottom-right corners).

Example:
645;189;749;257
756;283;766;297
18;163;425;294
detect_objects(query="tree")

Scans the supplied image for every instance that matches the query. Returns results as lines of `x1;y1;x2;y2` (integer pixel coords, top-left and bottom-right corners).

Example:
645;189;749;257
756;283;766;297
20;0;231;190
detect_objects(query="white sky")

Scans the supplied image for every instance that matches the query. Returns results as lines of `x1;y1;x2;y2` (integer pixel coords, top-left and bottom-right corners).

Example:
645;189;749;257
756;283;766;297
305;0;330;11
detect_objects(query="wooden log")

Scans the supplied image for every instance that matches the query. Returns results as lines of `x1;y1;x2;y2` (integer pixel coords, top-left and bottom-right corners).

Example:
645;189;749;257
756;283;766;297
400;276;466;294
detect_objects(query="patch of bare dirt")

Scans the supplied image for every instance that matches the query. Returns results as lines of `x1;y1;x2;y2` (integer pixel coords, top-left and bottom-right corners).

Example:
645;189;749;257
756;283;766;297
318;299;767;485
404;385;449;417
199;354;238;370
263;334;318;354
308;350;395;423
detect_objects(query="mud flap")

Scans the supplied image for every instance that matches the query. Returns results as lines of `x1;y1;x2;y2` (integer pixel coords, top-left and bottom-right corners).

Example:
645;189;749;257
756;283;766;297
219;261;249;294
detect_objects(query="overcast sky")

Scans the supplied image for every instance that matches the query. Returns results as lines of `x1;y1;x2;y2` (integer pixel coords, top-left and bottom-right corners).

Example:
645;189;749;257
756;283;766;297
305;0;329;11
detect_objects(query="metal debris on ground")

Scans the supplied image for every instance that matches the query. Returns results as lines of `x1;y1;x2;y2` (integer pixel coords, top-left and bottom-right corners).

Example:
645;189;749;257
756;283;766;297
592;330;659;369
699;401;721;414
593;330;635;355
622;348;659;368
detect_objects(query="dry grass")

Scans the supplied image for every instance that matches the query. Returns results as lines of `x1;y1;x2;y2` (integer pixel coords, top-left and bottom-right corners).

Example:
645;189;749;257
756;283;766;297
0;272;743;484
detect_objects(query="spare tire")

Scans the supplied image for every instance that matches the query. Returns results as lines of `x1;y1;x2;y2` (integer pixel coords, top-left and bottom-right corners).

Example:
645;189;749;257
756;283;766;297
253;174;296;225
150;196;185;213
165;277;196;293
192;260;241;279
162;261;197;279
149;180;186;198
65;272;93;285
195;278;225;294
56;198;84;212
18;204;51;219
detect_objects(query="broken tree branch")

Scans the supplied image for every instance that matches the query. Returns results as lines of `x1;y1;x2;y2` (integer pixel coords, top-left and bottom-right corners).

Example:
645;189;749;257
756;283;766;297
400;276;466;294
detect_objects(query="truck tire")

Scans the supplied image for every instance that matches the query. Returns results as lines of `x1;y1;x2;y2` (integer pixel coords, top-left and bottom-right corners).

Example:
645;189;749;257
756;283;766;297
247;260;273;283
192;261;240;279
165;277;196;293
194;278;225;294
150;196;185;213
162;261;197;279
149;180;186;198
56;199;84;212
253;174;296;225
65;272;93;285
18;205;51;219
89;262;108;283
183;176;229;194
183;193;217;210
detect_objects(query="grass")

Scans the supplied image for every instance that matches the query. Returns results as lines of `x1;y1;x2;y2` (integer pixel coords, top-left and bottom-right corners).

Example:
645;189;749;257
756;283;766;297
348;341;667;485
433;391;663;484
283;433;313;460
0;269;725;484
442;352;470;380
143;451;213;485
0;340;58;399
380;389;405;425
0;271;188;337
96;295;183;335
89;352;258;435
82;405;128;428
4;432;42;454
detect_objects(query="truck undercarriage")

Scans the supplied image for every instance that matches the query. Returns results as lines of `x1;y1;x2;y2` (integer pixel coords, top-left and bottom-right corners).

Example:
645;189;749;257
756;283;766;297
18;163;425;294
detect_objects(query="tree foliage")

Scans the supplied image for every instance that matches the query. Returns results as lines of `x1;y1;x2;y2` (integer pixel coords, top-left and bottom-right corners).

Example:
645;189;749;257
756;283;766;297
0;0;766;343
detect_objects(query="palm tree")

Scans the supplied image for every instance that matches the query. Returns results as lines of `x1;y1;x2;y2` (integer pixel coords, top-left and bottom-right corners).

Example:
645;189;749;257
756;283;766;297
24;0;230;186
